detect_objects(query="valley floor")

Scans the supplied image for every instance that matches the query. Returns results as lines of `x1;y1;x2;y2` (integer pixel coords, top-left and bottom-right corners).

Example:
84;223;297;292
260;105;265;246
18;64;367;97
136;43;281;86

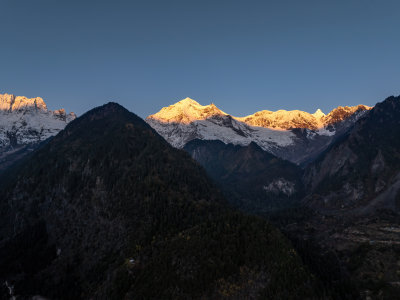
279;212;400;300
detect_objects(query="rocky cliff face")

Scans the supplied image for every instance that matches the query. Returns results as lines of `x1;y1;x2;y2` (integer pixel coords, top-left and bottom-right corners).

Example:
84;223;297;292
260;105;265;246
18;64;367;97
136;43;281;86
146;98;371;165
278;96;400;299
0;93;76;171
0;93;47;111
0;93;76;148
304;96;400;216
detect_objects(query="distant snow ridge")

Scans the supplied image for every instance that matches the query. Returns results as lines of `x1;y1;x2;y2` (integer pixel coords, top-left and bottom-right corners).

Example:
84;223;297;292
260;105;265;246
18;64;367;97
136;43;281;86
146;98;296;151
0;93;76;150
146;98;372;164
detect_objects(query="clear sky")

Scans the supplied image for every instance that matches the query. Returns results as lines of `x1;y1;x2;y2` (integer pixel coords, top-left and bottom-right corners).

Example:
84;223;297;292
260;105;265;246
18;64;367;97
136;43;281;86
1;0;399;117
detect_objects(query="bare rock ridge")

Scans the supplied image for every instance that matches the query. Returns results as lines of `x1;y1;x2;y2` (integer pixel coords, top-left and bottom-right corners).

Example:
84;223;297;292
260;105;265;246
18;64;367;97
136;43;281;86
237;104;370;130
0;93;47;112
0;93;76;171
146;97;371;165
0;93;76;147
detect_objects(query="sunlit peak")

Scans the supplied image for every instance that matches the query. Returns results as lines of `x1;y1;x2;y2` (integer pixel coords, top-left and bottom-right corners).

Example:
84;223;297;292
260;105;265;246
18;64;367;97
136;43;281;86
177;97;200;106
312;108;325;118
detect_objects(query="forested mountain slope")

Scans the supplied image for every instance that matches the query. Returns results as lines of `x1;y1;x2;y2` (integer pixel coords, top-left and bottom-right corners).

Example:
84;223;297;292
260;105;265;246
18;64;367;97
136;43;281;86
0;102;318;299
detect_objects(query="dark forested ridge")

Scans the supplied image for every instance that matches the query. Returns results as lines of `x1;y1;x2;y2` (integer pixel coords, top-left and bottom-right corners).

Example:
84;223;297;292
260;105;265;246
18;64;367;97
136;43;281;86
2;95;399;299
0;103;320;299
181;96;400;299
293;96;400;299
304;95;400;215
184;139;304;214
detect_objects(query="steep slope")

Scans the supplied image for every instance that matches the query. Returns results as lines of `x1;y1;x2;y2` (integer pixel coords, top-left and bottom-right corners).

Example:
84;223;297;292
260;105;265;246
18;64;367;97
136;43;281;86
290;96;400;299
147;98;371;165
0;93;76;171
304;95;400;216
324;105;371;126
184;139;304;213
0;103;317;299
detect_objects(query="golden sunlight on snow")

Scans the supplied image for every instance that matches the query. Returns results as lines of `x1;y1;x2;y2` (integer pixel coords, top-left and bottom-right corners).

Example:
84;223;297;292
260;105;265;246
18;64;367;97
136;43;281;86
147;97;227;124
147;97;372;130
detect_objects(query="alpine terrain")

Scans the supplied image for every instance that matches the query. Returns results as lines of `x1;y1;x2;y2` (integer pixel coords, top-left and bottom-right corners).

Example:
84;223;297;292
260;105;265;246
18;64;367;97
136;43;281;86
286;95;400;299
148;95;400;299
1;94;399;299
0;93;76;172
0;102;320;299
146;97;371;165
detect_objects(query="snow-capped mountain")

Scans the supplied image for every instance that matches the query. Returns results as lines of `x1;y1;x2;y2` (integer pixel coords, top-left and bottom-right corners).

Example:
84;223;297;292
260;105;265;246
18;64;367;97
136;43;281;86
146;98;371;165
236;105;370;130
147;98;295;149
0;93;76;170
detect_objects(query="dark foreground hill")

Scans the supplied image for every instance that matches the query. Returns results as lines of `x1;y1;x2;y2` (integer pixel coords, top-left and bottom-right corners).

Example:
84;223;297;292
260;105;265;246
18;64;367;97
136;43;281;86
0;103;318;299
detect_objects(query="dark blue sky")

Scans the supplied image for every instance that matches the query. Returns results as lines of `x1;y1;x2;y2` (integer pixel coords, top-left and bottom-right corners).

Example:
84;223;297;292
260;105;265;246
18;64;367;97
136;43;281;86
1;0;399;117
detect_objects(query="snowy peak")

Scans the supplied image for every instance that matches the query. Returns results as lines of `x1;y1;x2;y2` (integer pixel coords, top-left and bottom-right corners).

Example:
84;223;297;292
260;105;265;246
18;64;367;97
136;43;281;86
0;93;76;151
177;97;201;106
0;93;48;112
147;97;227;124
237;105;370;131
312;109;325;118
146;98;299;151
146;98;374;164
147;98;371;131
323;105;371;125
236;109;323;130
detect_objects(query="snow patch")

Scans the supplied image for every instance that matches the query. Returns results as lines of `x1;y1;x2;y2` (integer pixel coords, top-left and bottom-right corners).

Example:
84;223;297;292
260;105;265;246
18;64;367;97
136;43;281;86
263;179;296;196
316;127;336;136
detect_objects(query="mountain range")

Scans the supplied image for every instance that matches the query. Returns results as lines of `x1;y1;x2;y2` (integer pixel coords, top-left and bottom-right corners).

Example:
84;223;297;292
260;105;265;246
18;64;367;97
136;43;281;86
304;95;400;216
146;96;400;216
146;98;371;165
0;102;319;299
147;95;400;299
0;93;399;299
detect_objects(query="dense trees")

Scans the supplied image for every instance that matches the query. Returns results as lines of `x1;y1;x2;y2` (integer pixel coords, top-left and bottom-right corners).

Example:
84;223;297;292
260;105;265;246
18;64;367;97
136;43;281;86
0;103;320;299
